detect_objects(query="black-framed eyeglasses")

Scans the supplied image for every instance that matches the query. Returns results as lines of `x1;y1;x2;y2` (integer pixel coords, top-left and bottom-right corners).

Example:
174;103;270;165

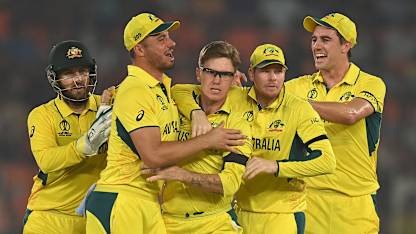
200;67;235;79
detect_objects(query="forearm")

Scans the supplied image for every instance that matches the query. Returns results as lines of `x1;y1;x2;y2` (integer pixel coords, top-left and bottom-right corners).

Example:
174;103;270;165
33;141;85;173
278;141;336;178
182;171;224;194
143;136;210;168
310;101;360;125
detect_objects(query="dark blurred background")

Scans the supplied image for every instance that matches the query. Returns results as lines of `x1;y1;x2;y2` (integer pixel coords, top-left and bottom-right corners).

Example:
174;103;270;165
1;0;415;233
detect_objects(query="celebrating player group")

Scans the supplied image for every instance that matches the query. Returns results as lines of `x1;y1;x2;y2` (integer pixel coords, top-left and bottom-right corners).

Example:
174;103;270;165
23;11;386;234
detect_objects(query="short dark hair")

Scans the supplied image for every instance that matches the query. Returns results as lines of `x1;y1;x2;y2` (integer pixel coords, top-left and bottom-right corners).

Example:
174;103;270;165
198;41;241;71
336;31;352;59
129;49;135;59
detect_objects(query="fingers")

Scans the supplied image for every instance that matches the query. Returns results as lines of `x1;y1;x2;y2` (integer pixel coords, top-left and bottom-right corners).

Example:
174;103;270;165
146;175;164;182
101;86;116;105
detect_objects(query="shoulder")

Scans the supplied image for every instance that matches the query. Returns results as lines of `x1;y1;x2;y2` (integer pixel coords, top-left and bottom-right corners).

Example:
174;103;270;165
357;70;386;87
28;99;55;121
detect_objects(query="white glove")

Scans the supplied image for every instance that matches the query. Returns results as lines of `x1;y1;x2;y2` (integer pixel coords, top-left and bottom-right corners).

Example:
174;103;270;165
96;104;112;119
76;107;112;156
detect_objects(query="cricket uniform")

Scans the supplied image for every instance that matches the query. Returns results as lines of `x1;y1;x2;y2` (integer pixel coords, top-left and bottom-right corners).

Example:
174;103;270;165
162;85;252;234
24;95;107;234
86;65;179;234
173;84;335;234
285;63;386;234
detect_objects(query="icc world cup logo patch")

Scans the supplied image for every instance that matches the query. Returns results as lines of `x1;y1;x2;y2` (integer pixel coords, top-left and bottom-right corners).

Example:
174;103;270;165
58;120;72;136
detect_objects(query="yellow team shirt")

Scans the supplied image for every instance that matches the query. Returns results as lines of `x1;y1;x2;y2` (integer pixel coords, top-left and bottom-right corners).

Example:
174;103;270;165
172;84;335;213
163;85;252;216
27;95;106;215
96;65;179;200
285;63;386;196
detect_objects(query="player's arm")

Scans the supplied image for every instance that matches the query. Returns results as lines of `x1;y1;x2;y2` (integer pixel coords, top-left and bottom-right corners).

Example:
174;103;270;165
28;108;111;173
144;109;252;195
309;76;386;125
244;102;336;179
28;108;85;173
144;152;248;195
309;98;373;125
130;124;245;168
172;84;212;137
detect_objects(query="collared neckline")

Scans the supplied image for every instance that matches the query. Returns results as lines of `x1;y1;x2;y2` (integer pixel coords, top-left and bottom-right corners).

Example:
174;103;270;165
312;63;360;86
54;94;98;117
127;65;172;89
248;85;286;110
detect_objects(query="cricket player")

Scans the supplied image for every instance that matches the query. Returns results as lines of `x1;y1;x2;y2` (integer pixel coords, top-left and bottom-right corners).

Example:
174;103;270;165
173;43;336;234
141;41;252;234
23;40;113;234
85;13;246;234
285;13;386;234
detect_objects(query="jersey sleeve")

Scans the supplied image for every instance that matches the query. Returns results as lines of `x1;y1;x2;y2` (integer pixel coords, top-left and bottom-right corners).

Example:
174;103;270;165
115;85;158;132
171;84;202;120
28;107;85;173
278;100;336;178
355;76;386;113
218;106;252;197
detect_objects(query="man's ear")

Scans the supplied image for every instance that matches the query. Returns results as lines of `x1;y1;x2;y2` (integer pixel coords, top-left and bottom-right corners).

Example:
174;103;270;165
248;67;255;82
341;41;352;55
196;67;202;82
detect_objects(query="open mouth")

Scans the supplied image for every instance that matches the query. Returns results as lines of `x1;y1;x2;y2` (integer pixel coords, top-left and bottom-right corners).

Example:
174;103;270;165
315;52;327;61
166;51;174;61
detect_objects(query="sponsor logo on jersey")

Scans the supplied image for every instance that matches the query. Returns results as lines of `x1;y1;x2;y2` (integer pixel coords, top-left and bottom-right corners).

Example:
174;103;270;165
243;111;254;122
136;110;144;121
156;94;168;110
58;120;72;136
252;137;280;151
307;88;318;99
268;119;285;132
339;91;354;102
29;126;35;138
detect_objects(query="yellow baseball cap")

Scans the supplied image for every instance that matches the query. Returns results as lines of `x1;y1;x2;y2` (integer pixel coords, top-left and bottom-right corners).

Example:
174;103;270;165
250;44;288;69
123;13;180;51
303;13;357;47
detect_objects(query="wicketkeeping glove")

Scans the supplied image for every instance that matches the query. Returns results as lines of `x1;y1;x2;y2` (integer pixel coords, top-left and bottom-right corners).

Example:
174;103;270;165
76;107;112;156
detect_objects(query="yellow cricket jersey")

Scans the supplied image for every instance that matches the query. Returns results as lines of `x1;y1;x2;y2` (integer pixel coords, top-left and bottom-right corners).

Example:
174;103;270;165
96;65;179;200
285;63;386;196
162;85;252;216
26;95;106;215
172;84;335;213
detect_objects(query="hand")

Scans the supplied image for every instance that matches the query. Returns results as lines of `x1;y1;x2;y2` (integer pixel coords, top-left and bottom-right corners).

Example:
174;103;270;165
141;165;189;182
76;108;112;156
232;70;247;86
191;109;212;137
96;86;115;118
201;122;245;154
243;157;278;180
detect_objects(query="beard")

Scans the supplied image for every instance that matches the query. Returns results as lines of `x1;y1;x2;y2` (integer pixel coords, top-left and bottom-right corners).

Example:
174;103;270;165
61;86;89;101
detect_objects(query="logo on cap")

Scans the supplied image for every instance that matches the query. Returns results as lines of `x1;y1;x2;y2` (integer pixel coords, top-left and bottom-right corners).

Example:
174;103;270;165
148;14;159;22
66;47;83;59
263;47;280;57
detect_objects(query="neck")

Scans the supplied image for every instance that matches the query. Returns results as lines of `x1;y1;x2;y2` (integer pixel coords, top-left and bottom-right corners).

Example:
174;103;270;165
133;60;164;81
257;95;277;108
321;61;350;89
200;95;225;115
65;99;88;114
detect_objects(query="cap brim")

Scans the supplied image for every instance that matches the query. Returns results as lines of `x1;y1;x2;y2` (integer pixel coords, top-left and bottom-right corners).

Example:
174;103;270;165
256;60;288;69
149;21;180;35
303;16;334;32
